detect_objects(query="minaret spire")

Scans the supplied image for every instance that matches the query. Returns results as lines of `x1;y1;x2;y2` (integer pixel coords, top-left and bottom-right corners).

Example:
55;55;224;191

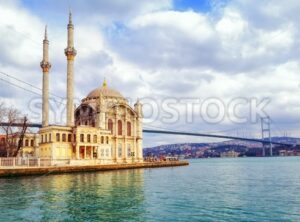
65;11;77;126
69;9;72;24
40;25;51;127
44;25;48;40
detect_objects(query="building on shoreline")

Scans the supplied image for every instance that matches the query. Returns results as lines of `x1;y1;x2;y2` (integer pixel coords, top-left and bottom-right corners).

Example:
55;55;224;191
6;12;144;165
220;150;239;158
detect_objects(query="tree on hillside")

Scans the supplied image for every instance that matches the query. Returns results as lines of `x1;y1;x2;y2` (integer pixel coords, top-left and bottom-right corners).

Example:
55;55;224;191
0;102;28;157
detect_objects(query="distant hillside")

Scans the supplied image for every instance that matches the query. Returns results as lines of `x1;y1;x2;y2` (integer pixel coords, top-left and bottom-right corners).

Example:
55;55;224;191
270;137;300;144
144;143;209;157
143;137;300;158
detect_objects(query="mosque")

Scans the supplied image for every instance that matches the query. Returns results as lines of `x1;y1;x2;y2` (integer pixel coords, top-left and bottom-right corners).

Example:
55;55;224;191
26;12;144;164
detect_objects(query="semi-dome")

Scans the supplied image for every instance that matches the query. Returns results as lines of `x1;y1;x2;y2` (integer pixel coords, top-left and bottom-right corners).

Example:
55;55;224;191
86;79;124;99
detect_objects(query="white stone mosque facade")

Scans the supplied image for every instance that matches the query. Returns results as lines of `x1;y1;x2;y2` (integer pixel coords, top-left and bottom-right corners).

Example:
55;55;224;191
34;12;143;164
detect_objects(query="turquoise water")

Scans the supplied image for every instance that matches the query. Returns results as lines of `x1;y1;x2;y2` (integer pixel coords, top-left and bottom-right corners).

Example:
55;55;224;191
1;157;300;222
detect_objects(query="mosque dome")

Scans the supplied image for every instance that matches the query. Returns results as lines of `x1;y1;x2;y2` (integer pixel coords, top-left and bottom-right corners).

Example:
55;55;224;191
85;79;124;100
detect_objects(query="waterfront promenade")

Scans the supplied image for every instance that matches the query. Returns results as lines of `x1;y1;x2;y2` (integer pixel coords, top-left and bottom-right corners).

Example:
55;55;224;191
0;158;189;177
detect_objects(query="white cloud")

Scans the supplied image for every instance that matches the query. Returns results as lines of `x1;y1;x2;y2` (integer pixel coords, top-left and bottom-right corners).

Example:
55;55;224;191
129;10;214;42
1;0;300;146
0;1;42;68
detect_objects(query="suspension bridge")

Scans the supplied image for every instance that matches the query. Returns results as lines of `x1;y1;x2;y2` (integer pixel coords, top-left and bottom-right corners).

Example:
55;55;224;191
0;120;297;148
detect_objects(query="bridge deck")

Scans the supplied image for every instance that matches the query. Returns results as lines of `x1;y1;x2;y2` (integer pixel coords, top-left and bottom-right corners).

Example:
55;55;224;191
0;122;296;147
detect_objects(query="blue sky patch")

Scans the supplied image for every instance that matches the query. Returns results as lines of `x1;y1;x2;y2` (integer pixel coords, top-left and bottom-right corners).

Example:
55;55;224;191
174;0;213;12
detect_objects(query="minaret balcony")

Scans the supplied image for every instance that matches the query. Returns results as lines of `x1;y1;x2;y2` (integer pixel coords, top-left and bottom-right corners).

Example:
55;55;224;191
65;47;77;60
67;23;74;29
40;61;51;71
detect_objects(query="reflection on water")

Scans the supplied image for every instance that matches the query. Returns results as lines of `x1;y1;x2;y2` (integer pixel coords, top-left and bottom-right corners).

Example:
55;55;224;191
1;158;300;222
0;170;145;222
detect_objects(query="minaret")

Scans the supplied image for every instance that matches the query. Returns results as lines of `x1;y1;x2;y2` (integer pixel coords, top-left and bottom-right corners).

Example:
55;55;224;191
64;11;77;126
40;26;51;127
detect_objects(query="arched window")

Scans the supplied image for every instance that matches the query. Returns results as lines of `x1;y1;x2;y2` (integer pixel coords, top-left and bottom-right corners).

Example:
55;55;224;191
75;110;80;118
68;134;72;142
127;122;131;136
118;120;122;136
87;134;91;143
106;136;109;144
118;143;122;158
25;139;29;146
62;134;66;142
80;134;84;143
101;136;104;144
89;107;93;115
41;135;43;143
56;133;60;142
45;135;48;143
108;119;113;134
127;144;131;157
93;135;97;143
31;140;34;147
49;134;52;142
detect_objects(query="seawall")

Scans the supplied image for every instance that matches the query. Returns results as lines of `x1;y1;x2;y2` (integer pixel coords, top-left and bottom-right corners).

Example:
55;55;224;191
0;161;189;178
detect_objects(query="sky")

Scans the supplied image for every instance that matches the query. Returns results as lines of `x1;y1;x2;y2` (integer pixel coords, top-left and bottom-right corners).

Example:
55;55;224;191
0;0;300;147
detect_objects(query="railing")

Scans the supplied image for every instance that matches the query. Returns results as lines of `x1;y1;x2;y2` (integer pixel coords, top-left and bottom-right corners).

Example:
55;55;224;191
0;158;114;168
39;158;51;167
0;158;66;168
0;157;179;168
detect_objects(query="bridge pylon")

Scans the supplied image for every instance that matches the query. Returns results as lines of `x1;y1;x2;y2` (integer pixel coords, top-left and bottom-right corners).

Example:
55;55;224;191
261;116;272;157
